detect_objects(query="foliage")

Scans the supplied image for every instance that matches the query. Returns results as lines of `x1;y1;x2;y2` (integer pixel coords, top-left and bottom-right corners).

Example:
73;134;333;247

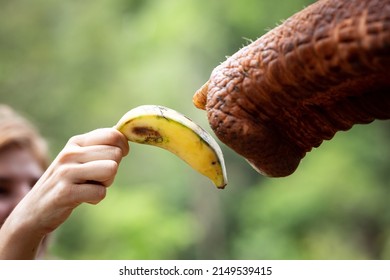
1;0;389;259
233;121;390;259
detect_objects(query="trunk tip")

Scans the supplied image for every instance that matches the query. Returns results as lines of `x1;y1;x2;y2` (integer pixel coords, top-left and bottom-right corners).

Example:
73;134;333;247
193;81;209;110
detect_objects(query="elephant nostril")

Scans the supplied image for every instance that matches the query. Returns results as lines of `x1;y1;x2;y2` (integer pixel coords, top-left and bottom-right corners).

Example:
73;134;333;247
329;64;341;73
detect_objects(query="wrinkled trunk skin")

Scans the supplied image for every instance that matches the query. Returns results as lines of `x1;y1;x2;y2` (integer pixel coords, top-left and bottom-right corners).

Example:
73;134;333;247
194;0;390;177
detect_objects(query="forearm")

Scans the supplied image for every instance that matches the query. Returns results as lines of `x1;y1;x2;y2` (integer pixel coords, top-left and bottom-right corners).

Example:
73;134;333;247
0;213;46;260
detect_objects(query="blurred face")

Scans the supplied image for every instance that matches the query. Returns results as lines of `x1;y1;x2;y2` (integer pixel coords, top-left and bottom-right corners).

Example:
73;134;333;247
0;145;44;227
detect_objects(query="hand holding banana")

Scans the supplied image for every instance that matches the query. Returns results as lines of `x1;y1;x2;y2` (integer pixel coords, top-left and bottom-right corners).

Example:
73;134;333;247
0;104;225;260
115;105;228;189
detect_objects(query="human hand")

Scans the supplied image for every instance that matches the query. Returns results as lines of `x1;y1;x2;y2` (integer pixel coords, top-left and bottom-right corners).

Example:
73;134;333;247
0;128;129;259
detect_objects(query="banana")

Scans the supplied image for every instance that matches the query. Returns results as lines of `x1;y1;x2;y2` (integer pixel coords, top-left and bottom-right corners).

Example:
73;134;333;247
115;105;228;189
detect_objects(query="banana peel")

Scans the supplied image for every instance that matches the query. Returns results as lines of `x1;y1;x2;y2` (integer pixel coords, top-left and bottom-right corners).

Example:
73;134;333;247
115;105;227;189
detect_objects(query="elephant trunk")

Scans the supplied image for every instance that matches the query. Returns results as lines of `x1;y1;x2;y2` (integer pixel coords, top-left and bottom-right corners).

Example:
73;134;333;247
193;0;390;177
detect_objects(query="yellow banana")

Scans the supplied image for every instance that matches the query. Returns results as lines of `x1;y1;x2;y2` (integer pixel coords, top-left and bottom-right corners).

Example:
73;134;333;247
115;105;228;189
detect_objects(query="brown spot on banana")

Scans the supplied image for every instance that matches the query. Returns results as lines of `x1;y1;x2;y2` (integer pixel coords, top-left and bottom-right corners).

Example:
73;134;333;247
193;0;390;177
132;127;164;144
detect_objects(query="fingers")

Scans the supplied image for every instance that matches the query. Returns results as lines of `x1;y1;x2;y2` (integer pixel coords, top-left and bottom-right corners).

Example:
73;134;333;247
58;145;125;165
55;128;129;179
70;160;119;187
53;127;130;183
71;183;107;205
49;127;130;202
69;128;129;157
50;160;116;208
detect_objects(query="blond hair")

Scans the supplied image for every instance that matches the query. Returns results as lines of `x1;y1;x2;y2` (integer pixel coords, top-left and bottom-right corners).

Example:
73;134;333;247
0;104;49;169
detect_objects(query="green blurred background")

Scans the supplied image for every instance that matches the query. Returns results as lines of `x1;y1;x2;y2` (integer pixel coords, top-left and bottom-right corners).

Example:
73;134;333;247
1;0;389;259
